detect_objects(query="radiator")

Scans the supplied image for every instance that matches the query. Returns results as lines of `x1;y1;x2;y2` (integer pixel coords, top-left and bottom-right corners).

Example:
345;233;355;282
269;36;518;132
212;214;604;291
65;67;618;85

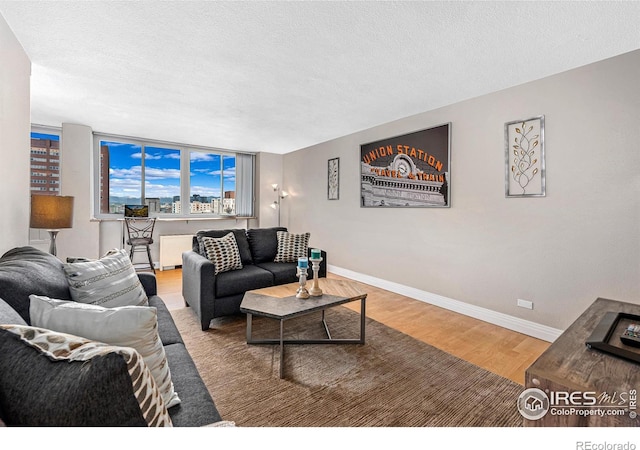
159;234;193;271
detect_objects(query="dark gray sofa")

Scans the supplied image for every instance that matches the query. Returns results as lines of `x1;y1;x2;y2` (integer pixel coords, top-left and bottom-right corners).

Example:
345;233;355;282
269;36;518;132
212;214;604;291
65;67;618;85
0;246;222;427
182;227;327;331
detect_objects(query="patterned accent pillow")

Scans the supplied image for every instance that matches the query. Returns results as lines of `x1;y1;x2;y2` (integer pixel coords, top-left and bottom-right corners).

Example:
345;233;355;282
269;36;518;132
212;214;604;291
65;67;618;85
0;324;172;427
201;233;243;275
29;295;181;409
62;248;148;308
195;229;253;265
274;231;310;263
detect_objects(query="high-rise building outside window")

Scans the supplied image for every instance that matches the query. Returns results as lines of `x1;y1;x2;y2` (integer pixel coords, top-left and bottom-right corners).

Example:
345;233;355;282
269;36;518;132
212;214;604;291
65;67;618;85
30;126;62;244
30;129;61;195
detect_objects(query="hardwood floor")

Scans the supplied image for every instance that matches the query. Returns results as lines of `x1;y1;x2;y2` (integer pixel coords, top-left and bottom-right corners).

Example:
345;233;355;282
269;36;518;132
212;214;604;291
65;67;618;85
155;268;550;385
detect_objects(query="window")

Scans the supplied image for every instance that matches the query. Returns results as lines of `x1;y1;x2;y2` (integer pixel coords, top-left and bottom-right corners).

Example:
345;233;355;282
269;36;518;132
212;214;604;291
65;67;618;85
94;134;253;218
30;127;61;197
99;141;142;214
30;126;62;244
188;152;236;215
144;147;181;214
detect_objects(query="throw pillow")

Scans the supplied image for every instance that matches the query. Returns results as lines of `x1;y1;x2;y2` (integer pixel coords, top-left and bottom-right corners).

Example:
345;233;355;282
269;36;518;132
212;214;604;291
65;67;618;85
62;248;148;308
29;295;181;409
0;324;172;426
274;231;311;263
0;246;73;324
247;227;287;264
201;232;243;275
195;229;253;265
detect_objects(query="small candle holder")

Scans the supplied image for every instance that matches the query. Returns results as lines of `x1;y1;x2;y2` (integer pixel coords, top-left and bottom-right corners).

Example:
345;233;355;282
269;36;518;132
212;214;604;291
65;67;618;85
309;257;323;296
296;266;310;299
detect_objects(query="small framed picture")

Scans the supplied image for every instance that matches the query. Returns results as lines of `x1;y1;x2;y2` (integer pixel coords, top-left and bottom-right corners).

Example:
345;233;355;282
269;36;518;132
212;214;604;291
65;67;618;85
328;157;339;200
505;115;545;197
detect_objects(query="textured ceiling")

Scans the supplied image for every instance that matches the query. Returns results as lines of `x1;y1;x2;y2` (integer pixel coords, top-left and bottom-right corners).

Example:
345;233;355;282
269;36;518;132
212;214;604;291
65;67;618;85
1;1;639;154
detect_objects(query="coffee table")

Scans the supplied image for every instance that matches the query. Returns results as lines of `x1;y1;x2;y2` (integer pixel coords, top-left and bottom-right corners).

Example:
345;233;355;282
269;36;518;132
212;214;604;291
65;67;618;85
240;278;367;379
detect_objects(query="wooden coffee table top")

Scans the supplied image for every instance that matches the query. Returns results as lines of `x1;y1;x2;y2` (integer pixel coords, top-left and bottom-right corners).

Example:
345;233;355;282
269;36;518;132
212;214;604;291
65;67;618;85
240;278;367;320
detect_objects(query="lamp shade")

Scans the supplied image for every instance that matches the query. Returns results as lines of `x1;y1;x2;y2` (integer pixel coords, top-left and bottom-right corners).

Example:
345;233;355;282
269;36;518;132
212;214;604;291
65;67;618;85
30;195;74;229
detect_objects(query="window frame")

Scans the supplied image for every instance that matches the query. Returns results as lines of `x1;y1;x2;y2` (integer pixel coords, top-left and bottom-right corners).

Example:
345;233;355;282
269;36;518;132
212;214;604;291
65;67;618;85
92;133;251;220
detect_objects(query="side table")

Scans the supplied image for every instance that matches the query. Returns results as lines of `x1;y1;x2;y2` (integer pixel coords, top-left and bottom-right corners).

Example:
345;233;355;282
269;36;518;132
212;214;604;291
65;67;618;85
524;297;640;427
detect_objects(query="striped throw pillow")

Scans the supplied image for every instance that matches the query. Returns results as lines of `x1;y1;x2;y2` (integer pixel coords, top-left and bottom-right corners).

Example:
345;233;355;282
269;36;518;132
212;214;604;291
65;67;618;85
201;233;243;275
274;231;310;263
63;249;148;308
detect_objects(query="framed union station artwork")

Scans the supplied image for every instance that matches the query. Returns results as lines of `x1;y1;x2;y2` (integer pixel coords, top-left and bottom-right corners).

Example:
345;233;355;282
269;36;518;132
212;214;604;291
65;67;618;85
360;123;451;208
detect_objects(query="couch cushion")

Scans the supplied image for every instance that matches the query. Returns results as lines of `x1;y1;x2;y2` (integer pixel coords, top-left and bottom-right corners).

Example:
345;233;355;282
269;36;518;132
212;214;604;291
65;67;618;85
274;231;310;263
62;248;148;308
0;246;71;324
164;343;222;427
29;295;181;409
202;233;243;275
194;229;253;265
0;325;171;427
254;262;300;285
0;298;26;325
247;227;287;264
215;265;274;298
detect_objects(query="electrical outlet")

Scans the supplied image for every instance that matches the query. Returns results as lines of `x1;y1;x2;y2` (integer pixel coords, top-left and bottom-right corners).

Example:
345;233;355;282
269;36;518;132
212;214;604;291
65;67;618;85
517;299;533;309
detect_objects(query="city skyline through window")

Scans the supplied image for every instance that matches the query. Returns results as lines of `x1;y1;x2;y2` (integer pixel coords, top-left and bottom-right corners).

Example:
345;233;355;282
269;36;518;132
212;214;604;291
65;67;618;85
99;139;236;215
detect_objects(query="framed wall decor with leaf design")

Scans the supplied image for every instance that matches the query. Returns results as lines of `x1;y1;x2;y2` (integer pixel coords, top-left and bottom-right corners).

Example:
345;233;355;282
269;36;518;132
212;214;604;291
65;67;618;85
505;115;545;197
328;157;339;200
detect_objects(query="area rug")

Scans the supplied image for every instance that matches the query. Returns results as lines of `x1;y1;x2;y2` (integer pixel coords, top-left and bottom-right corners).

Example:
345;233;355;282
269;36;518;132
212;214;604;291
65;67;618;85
170;305;525;427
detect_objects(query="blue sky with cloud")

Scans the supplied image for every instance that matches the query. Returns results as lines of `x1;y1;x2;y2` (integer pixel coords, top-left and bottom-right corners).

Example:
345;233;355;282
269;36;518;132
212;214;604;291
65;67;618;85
103;141;235;200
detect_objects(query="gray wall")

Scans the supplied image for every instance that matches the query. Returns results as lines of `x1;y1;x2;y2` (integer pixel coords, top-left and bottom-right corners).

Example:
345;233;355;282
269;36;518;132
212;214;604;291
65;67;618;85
283;50;640;332
0;15;30;255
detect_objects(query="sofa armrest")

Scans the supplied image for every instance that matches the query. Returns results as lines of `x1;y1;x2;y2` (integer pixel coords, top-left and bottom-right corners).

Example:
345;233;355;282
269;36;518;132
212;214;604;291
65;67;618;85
182;250;216;330
137;272;157;297
307;248;328;278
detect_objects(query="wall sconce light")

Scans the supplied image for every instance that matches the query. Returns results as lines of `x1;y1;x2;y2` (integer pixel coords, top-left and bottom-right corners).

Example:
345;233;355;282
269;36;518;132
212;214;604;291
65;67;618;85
271;184;288;226
30;194;75;256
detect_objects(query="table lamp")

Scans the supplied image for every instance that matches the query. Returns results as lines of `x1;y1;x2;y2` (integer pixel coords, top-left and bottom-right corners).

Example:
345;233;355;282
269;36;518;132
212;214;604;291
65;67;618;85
30;195;74;256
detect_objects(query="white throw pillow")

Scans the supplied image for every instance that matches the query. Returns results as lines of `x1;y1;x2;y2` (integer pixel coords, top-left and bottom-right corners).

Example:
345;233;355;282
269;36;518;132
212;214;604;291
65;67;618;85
29;295;180;409
62;249;148;308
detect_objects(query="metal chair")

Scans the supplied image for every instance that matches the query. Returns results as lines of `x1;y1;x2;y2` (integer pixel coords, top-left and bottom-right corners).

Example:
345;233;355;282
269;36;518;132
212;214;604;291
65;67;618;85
124;217;156;273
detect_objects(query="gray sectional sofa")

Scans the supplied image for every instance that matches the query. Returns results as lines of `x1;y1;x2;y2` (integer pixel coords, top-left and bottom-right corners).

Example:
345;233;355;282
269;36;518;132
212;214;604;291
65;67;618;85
182;227;327;331
0;246;222;427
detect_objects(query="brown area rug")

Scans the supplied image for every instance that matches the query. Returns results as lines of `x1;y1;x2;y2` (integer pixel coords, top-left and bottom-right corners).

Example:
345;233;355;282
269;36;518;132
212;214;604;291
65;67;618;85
170;306;525;427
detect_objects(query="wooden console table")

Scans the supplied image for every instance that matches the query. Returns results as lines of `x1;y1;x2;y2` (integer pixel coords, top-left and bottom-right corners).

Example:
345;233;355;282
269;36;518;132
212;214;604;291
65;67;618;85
524;297;640;427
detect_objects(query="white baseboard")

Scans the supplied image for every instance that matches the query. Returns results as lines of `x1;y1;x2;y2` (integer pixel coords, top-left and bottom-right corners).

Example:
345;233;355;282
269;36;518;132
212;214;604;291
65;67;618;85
328;265;563;343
